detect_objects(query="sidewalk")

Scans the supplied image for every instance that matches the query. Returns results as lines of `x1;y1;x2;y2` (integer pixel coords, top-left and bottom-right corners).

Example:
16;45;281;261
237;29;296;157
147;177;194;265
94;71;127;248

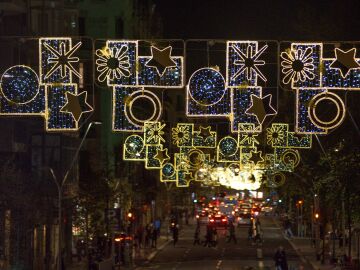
67;234;172;270
272;217;341;270
288;237;334;270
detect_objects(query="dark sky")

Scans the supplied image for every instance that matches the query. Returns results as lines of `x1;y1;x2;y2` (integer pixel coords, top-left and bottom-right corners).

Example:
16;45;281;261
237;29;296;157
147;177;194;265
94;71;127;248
154;0;360;40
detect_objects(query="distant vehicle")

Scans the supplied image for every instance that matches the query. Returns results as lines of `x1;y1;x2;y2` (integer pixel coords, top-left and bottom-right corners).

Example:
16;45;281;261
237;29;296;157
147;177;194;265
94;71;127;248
209;215;228;227
261;206;273;215
237;213;252;226
196;212;209;224
252;206;261;216
239;203;252;214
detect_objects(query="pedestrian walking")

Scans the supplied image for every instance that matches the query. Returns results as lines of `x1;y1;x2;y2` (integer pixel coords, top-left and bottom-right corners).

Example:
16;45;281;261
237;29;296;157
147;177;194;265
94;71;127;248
151;227;157;248
227;222;237;244
283;218;293;239
212;227;218;247
173;224;179;246
145;223;151;248
273;246;288;270
248;224;253;242
203;225;212;247
193;226;201;245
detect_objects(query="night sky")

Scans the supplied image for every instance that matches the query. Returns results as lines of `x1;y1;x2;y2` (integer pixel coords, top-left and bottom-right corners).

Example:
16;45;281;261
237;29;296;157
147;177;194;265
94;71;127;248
154;0;360;40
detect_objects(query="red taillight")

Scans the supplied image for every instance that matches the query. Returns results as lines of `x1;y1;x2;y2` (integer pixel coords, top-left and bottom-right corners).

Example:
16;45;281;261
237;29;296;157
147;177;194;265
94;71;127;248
210;219;214;222
222;218;227;222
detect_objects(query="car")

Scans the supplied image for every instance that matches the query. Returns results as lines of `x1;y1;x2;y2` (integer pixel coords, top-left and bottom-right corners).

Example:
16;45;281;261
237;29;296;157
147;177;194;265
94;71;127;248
196;212;209;224
261;206;273;216
209;215;228;227
239;203;252;214
237;213;252;226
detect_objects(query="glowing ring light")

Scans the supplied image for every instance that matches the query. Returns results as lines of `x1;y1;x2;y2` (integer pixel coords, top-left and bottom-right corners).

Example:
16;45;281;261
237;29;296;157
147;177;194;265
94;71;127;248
281;149;300;168
124;135;144;154
124;89;162;127
227;163;240;176
188;68;226;106
271;172;286;187
0;65;40;104
308;91;345;130
218;136;238;157
162;163;175;178
188;149;204;166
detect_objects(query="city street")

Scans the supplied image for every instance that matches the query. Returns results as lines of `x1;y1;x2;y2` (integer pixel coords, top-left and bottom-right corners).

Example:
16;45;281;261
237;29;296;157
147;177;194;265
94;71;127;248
136;217;313;270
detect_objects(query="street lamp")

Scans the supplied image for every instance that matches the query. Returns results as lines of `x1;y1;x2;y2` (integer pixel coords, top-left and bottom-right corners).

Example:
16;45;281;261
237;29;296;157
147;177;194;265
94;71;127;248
47;121;102;270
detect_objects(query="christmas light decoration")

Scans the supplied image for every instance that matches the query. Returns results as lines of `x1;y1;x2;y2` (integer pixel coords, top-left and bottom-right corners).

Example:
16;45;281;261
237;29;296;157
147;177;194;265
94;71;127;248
186;67;231;117
217;136;240;162
95;44;131;83
144;121;166;145
226;41;268;86
123;134;146;161
113;87;162;132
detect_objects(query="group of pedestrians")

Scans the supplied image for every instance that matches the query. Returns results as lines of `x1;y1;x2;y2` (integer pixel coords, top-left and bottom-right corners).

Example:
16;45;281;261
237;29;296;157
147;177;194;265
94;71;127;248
192;218;265;247
134;219;161;249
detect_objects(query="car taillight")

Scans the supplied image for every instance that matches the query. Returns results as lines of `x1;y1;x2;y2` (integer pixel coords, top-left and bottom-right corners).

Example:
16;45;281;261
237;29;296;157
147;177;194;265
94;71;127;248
222;218;226;222
210;219;214;222
196;215;199;219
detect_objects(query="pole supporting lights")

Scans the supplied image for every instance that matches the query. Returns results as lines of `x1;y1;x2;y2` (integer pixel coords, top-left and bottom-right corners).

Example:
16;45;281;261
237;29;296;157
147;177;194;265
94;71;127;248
48;121;102;270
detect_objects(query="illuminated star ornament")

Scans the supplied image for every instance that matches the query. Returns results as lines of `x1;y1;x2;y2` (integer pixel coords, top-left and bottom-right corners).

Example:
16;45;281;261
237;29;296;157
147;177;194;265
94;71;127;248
145;46;177;76
154;148;170;165
245;94;277;124
231;44;268;82
44;41;82;79
329;48;360;78
60;91;93;122
198;126;212;140
248;150;264;165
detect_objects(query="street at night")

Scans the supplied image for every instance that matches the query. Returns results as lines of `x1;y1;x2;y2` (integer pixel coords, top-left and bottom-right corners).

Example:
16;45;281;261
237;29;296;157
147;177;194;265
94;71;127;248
136;217;313;270
1;1;360;270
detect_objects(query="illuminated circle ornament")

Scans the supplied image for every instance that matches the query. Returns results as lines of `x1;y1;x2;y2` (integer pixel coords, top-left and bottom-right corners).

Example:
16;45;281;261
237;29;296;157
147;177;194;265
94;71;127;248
308;91;346;130
188;149;205;167
0;65;40;104
125;135;144;155
96;45;131;82
281;149;300;168
188;68;226;106
162;163;175;177
218;136;238;157
270;172;286;187
329;48;360;78
227;163;240;176
280;47;315;84
124;89;162;127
